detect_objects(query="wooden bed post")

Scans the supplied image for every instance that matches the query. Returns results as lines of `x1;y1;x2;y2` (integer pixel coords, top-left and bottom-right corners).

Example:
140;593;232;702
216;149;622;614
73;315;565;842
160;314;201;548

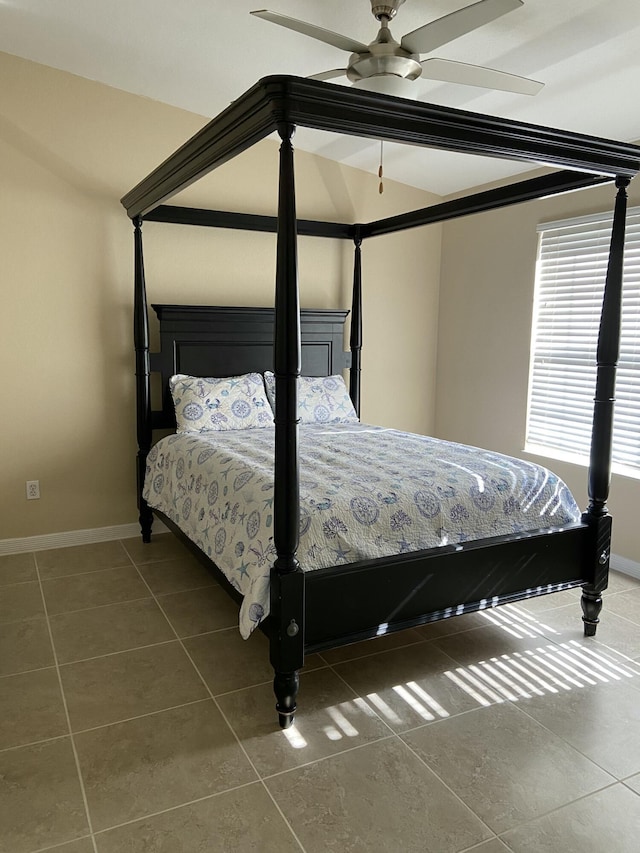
271;122;304;728
582;176;630;636
350;229;363;416
133;216;153;543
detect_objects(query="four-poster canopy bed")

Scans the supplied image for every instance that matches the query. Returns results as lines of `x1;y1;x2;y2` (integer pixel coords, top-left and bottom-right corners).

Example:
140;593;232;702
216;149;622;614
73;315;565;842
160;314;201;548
121;75;640;728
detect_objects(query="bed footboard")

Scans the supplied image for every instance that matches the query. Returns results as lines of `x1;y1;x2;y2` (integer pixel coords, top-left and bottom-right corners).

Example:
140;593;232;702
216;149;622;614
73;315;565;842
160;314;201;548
301;524;592;653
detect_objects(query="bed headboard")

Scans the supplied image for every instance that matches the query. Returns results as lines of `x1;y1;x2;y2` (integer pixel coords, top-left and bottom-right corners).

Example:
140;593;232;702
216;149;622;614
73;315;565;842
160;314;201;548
149;304;350;430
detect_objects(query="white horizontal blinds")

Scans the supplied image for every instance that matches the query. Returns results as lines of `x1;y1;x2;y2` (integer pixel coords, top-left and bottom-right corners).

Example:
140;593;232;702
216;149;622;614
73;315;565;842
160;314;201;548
528;206;640;471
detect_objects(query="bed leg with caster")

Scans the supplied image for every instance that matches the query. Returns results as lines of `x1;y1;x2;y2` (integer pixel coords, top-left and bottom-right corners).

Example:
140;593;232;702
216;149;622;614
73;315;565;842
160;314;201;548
140;511;153;544
581;586;603;637
139;497;153;543
274;670;299;729
580;513;611;638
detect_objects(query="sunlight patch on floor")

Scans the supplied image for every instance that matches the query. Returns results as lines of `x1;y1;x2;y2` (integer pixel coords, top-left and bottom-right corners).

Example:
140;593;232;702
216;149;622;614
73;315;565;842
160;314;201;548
279;618;640;748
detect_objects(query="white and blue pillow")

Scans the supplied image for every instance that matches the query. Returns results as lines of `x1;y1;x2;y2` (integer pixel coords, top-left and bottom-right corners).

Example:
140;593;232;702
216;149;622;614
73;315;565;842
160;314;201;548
263;372;358;424
169;373;272;433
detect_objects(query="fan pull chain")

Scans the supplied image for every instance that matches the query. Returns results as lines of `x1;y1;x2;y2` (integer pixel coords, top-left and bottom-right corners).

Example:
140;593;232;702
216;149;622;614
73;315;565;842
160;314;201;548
378;140;384;194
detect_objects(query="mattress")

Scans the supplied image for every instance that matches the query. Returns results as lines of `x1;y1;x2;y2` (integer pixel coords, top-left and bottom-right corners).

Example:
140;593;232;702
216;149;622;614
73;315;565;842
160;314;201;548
143;423;581;637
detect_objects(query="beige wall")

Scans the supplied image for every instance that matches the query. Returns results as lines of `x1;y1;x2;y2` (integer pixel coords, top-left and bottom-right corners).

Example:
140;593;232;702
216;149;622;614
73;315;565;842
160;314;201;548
0;51;441;541
436;176;640;564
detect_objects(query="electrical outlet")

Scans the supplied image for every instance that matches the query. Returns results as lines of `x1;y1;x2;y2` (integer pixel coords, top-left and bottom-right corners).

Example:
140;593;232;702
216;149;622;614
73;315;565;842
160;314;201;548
26;480;40;500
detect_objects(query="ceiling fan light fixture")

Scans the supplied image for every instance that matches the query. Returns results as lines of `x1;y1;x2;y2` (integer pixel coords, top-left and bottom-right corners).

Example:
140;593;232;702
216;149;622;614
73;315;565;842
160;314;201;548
352;75;418;99
347;52;422;83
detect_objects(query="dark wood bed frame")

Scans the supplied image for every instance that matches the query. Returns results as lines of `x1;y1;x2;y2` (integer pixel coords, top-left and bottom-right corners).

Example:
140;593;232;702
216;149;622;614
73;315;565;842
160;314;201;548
122;75;640;727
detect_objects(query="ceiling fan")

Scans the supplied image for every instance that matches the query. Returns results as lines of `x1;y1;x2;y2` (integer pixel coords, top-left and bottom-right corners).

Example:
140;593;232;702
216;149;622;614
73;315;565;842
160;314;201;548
251;0;543;99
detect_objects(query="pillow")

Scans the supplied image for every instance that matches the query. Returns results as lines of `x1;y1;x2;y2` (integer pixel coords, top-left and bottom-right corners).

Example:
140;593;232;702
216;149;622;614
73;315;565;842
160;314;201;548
264;372;359;424
169;373;273;433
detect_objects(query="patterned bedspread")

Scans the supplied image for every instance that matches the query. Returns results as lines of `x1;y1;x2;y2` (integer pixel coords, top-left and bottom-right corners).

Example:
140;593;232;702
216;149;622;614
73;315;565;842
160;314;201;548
143;424;581;637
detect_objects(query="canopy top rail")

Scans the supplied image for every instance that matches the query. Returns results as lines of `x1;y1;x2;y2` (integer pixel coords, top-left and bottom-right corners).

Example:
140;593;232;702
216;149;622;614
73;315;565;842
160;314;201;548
142;171;612;242
121;75;640;221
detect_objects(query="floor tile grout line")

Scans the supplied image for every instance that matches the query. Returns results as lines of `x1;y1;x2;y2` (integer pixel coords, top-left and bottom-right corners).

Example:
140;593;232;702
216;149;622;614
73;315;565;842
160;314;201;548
126;563;253;731
56;637;182;668
212;695;309;853
154;584;226;601
320;649;540;737
176;623;256;641
29;834;95;853
0;732;70;756
398;702;505;740
128;554;309;853
44;614;238;669
38;561;218;586
0;662;58;681
600;608;640;630
353;640;640;774
39;584;218;616
535;602;640;636
258;733;397;783
326;657;502;841
396;727;497;840
67;697;212;738
210;669;326;700
32;553;100;853
119;535;200;565
38;561;136;582
146;581;219;596
315;635;430;666
44;594;154;618
401;705;626;839
314;621;540;671
49;594;180;617
0;612;50;629
88;778;263;839
0;577;45;590
457;837;508;853
493;779;625;840
0;659;318;692
323;659;399;737
508;696;630;783
59;672;323;738
38;560;216;591
433;639;640;712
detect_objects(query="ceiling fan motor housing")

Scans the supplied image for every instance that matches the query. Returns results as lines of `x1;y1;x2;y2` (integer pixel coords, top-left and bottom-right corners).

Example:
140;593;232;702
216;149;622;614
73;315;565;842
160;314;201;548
370;0;406;21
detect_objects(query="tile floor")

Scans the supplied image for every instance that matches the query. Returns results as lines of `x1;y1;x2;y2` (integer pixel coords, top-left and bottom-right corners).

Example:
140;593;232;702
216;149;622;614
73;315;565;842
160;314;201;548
2;534;640;852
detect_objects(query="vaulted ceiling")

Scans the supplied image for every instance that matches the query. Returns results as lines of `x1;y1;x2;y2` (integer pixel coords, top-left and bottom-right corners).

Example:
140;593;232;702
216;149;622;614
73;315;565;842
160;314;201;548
1;0;639;195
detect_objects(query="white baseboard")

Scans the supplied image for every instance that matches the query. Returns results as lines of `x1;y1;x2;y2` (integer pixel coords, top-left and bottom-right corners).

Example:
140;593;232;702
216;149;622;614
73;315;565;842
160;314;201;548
611;553;640;581
0;520;169;555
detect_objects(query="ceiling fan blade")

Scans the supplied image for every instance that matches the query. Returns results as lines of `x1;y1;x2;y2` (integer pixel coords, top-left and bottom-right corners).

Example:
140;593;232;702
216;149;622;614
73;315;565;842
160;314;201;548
401;0;522;55
421;57;543;94
250;10;368;54
308;69;349;81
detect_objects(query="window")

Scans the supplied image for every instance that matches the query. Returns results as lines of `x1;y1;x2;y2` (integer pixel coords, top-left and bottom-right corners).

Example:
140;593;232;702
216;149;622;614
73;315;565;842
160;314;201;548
526;205;640;476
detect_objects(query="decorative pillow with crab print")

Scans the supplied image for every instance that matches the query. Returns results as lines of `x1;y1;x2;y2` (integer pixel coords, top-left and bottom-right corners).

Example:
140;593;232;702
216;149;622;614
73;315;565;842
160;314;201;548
169;373;273;433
